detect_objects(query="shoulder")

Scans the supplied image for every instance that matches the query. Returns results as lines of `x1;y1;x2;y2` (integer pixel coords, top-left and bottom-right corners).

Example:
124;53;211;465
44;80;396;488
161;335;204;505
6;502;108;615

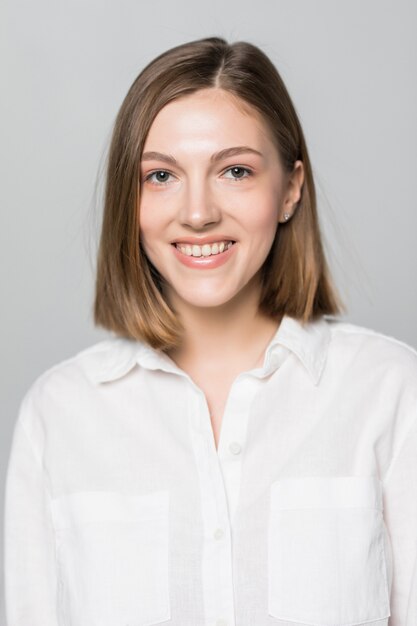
18;336;140;420
324;316;417;384
326;317;417;359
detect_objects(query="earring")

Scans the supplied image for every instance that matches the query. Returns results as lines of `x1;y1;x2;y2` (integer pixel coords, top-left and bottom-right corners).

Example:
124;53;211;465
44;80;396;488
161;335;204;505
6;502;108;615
283;212;291;221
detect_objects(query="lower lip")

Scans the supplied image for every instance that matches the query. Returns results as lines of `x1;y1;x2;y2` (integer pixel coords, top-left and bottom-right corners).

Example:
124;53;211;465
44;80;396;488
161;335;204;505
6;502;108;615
171;243;237;269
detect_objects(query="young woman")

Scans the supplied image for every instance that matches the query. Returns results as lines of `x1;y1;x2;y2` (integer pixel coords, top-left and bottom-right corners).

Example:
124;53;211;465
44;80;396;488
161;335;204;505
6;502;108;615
4;37;417;626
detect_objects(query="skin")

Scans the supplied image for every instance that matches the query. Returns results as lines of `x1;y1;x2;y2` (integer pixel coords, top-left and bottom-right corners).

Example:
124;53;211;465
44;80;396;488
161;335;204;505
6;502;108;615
138;88;304;446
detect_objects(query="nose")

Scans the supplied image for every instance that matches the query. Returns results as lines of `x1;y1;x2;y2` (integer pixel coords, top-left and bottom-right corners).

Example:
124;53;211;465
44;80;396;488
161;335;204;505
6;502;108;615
178;175;221;229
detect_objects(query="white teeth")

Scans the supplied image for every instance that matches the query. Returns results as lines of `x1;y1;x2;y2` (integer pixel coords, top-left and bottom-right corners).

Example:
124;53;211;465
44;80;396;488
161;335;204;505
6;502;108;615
176;240;234;257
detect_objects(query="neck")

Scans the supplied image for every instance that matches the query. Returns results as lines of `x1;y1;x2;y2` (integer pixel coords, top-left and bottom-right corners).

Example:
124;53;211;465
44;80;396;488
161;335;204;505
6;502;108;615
165;275;282;374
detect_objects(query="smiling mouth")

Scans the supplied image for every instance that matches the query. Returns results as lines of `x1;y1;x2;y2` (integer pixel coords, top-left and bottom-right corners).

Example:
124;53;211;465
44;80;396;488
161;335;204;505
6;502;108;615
172;241;236;257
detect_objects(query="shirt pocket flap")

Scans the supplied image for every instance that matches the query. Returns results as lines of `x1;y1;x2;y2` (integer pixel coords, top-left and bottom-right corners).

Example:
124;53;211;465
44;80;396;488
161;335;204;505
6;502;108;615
268;476;390;626
270;475;383;512
50;490;171;626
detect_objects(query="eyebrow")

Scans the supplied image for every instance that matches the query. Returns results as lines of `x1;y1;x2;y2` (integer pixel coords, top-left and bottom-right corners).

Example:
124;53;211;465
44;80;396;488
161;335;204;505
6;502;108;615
140;146;264;166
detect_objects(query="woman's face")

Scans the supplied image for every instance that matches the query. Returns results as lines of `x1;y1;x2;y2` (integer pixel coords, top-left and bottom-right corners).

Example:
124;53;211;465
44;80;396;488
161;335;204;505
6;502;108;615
138;88;303;312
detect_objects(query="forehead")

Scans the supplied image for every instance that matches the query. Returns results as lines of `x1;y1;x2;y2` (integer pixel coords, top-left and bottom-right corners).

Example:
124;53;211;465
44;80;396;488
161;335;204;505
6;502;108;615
143;88;275;150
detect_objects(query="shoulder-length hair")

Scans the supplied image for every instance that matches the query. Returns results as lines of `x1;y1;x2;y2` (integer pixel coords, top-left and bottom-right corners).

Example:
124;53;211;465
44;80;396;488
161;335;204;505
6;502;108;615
94;36;344;350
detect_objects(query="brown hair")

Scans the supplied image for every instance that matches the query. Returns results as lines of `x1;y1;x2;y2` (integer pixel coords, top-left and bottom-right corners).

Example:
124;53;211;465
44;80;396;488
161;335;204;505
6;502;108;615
93;36;344;350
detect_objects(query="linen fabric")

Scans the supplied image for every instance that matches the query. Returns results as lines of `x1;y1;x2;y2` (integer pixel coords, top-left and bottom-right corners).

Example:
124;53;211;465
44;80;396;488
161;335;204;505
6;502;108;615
3;314;417;626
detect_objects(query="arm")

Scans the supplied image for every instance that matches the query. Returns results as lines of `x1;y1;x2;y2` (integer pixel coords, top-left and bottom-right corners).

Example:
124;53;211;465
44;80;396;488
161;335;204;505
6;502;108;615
383;415;417;626
3;397;59;626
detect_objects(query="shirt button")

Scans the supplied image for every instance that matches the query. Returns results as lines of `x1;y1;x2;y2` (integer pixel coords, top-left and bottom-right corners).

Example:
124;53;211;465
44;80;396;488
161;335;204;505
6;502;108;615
213;528;224;540
228;441;241;455
216;620;227;626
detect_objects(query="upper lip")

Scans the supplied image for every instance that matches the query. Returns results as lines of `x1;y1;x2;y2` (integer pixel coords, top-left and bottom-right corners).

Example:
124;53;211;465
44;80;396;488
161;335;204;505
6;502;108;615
171;235;236;245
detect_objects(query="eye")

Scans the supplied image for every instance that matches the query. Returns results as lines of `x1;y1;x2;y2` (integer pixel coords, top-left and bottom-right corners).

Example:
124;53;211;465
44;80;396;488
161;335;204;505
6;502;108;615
143;166;253;186
144;170;174;185
223;166;253;181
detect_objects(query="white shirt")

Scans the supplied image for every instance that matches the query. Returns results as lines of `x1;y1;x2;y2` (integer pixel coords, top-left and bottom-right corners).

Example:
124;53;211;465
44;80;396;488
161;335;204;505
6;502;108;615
3;314;417;626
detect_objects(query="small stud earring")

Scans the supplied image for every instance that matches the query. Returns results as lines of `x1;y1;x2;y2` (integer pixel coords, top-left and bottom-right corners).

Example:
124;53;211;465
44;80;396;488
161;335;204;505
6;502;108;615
283;212;291;221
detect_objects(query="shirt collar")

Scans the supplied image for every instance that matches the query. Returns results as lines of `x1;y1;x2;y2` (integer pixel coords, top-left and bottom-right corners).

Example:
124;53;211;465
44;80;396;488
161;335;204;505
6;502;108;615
81;314;332;387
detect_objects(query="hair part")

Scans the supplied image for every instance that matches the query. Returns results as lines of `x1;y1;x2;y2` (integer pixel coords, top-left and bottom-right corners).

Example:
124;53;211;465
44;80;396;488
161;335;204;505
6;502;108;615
93;36;345;350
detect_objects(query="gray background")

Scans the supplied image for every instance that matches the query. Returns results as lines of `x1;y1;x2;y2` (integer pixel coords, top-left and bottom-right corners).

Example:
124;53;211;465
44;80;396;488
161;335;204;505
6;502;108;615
1;0;416;620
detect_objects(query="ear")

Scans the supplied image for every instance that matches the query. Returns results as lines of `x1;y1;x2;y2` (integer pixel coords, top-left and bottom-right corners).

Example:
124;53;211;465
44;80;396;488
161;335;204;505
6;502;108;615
278;160;305;223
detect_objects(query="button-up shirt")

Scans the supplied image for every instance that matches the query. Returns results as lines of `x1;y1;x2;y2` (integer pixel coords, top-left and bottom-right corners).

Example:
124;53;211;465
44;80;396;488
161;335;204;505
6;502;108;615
3;314;417;626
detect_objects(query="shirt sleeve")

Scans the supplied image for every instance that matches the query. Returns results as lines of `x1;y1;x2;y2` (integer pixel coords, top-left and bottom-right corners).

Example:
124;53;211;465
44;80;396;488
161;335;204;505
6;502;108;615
3;395;59;626
383;414;417;626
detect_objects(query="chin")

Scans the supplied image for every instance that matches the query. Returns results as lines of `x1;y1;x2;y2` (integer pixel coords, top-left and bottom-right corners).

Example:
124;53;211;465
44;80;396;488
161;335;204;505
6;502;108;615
168;286;239;310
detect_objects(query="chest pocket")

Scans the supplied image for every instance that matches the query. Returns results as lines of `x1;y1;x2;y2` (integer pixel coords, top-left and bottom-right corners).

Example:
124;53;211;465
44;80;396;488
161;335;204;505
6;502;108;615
267;476;391;626
50;490;170;626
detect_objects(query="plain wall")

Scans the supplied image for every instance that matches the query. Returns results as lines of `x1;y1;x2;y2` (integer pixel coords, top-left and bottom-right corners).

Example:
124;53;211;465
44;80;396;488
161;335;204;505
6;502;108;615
1;0;416;621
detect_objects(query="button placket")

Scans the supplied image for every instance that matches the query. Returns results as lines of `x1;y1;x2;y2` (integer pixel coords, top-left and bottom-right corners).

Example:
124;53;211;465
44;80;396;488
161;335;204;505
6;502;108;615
188;387;236;626
228;442;242;455
213;527;224;540
217;375;262;527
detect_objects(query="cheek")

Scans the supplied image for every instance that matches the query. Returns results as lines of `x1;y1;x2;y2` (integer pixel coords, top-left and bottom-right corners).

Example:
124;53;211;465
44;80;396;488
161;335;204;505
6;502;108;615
239;188;280;241
138;199;164;247
138;211;158;263
138;205;151;237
